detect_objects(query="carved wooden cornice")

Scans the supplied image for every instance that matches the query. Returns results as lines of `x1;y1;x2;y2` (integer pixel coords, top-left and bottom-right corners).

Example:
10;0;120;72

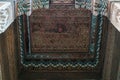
0;2;14;34
109;1;120;31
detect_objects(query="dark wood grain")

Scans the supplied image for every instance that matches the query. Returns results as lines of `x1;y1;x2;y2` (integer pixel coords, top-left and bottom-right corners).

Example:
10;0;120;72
0;22;18;80
102;19;120;80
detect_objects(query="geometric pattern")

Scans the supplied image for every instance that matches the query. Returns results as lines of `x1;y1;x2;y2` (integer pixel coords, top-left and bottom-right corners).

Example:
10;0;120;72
17;0;107;72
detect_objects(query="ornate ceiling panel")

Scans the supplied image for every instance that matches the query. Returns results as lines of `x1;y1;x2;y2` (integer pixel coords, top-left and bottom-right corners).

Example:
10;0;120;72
17;0;107;72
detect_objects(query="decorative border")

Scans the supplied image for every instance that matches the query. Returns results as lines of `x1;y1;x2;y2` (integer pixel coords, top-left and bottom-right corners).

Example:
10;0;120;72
17;0;106;71
50;0;75;4
17;0;107;16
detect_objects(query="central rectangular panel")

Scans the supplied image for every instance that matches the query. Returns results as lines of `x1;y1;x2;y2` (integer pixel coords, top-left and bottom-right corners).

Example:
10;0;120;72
30;9;91;53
